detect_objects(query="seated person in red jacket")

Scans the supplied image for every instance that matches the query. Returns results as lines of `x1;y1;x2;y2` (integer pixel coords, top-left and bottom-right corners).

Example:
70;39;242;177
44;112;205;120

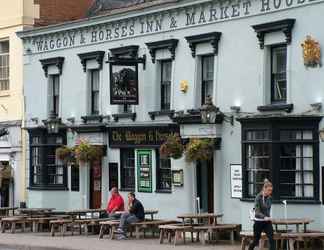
103;187;125;219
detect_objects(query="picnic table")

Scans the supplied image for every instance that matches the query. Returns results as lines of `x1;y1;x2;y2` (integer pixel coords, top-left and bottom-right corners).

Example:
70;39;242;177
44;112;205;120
177;213;224;226
66;208;106;219
271;218;313;233
115;209;159;220
0;207;18;216
17;208;55;217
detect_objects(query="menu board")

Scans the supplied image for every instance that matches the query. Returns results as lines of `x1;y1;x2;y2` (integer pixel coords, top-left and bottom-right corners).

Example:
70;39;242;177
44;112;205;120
230;164;242;199
137;150;152;193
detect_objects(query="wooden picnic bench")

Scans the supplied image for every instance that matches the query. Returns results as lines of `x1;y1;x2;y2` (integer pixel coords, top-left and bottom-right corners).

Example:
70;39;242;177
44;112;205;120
280;232;324;250
1;216;27;234
159;224;194;245
49;219;74;237
73;218;111;236
240;231;282;250
98;219;177;240
27;215;71;233
194;224;241;245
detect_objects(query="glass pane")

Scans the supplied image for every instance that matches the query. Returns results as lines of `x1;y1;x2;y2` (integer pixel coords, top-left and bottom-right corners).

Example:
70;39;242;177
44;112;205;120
91;70;100;91
202;56;214;81
304;186;314;197
0;41;9;53
303;131;313;140
162;61;172;82
272;46;287;74
246;130;269;140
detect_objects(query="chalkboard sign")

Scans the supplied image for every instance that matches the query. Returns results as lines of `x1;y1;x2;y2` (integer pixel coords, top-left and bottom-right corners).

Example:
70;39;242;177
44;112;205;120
137;150;152;193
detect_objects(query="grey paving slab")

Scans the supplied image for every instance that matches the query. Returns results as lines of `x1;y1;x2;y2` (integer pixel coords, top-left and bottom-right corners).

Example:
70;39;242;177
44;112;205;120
0;233;241;250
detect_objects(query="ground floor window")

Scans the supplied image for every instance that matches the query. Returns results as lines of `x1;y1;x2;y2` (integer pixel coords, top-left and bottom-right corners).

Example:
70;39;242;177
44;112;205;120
156;151;172;192
29;129;67;189
120;149;135;191
241;118;320;202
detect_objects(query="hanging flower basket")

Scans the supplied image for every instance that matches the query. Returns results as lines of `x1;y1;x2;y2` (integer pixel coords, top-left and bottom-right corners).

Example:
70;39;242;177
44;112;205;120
185;138;215;162
56;146;75;164
160;134;184;160
74;140;104;164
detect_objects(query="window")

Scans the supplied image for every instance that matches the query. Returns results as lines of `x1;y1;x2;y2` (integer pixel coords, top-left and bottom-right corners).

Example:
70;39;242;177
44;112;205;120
271;45;287;103
242;119;320;202
0;41;9;91
71;165;80;192
201;55;214;105
49;75;60;116
160;60;172;110
156;151;172;192
30;130;67;189
90;70;100;115
120;149;135;191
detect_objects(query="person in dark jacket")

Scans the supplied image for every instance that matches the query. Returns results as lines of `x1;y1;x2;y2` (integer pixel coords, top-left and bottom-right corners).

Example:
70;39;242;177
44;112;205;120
249;179;275;250
117;192;144;239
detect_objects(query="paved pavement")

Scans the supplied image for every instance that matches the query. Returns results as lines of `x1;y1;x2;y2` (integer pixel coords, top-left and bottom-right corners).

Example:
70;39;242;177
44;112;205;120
0;233;241;250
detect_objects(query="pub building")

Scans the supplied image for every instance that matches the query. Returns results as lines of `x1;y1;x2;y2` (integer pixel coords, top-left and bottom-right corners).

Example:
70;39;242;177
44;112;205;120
18;0;324;230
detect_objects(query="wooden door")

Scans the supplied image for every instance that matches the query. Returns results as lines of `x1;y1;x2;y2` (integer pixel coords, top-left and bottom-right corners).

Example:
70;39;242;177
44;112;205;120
90;160;102;209
196;159;214;213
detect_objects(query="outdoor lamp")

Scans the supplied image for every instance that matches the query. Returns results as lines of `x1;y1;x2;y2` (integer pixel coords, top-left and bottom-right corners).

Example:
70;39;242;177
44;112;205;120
319;128;324;142
200;96;219;124
43;111;61;134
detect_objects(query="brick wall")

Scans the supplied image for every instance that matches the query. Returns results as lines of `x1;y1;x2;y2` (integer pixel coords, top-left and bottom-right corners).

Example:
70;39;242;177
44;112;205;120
34;0;94;27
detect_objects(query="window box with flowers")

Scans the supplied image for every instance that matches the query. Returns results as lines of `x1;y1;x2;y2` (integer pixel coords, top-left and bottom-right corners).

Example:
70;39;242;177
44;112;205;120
159;134;184;160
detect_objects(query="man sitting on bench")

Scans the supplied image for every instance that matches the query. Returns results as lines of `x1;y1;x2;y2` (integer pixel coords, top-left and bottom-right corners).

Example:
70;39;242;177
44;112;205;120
116;192;144;240
102;187;125;219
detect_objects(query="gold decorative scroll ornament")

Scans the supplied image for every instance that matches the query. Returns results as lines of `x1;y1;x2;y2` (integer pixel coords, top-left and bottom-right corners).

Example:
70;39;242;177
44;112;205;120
301;36;321;67
180;80;189;93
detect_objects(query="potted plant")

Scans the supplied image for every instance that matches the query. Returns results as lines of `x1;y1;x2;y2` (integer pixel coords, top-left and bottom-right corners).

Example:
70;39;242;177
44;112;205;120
56;146;75;164
160;134;184;160
185;138;215;162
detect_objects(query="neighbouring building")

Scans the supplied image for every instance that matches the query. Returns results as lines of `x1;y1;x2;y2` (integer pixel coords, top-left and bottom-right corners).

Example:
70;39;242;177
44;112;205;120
18;0;324;230
0;0;94;208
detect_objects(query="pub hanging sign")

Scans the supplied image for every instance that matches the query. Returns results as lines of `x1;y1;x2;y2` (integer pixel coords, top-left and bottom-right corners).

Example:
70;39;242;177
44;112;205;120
110;62;139;105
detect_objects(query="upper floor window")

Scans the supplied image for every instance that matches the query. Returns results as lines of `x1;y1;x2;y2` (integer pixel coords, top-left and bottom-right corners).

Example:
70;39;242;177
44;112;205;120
201;55;214;105
271;45;287;104
161;60;172;111
0;41;9;91
90;69;100;115
49;75;60;117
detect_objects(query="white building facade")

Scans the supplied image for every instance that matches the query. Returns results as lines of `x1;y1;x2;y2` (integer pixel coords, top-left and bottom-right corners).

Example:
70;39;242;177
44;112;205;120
18;0;324;230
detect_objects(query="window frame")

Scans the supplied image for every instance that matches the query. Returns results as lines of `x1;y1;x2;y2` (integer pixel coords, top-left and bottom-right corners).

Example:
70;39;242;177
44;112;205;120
270;44;287;104
120;148;135;191
241;119;320;203
90;69;100;115
156;150;172;193
49;75;60;117
160;60;172;111
29;129;68;190
0;40;9;91
201;54;215;106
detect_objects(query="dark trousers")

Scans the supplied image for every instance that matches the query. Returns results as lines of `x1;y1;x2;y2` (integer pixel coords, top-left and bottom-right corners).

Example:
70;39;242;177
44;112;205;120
248;221;276;250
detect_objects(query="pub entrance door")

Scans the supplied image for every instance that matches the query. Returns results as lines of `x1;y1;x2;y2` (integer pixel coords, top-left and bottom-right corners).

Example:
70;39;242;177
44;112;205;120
90;160;102;209
196;159;214;213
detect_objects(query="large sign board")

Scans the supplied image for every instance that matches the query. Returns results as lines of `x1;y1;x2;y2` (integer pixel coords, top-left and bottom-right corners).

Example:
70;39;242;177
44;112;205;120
110;62;139;105
109;125;180;148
